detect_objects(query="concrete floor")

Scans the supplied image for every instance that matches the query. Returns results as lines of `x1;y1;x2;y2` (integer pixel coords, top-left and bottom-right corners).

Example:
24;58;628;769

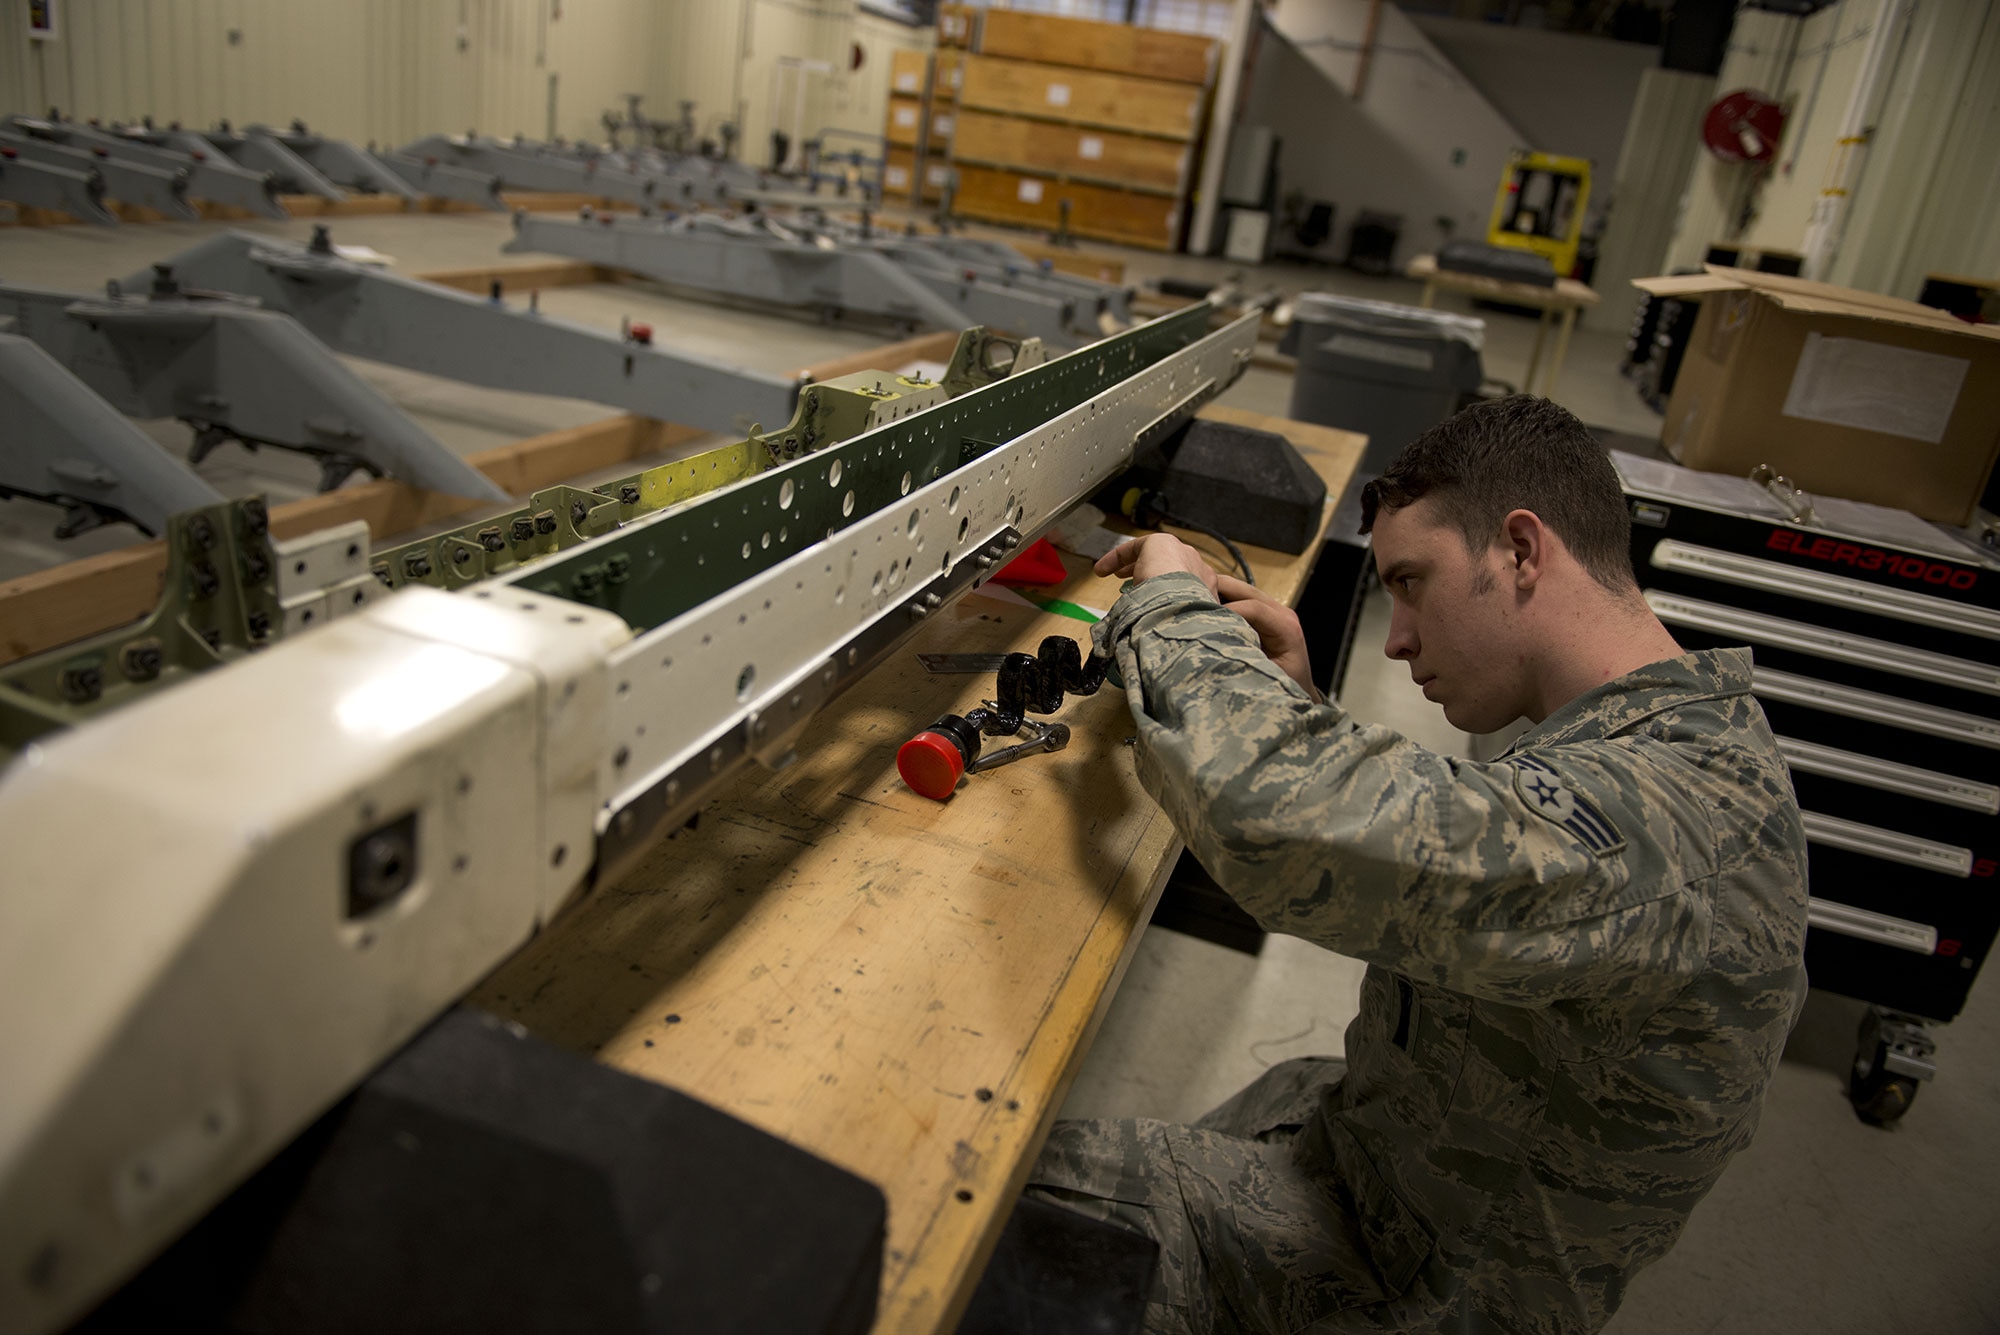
4;211;1996;1333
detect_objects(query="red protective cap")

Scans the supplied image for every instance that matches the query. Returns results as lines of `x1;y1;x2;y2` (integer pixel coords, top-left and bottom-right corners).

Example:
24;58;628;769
993;537;1066;587
629;321;653;345
897;731;965;800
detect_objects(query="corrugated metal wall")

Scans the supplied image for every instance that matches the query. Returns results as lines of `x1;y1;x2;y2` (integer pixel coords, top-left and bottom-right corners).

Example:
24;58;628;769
1659;5;1799;270
0;0;660;147
0;1;926;162
1655;0;1999;300
1738;0;1877;255
654;1;929;171
1834;0;2000;296
1591;68;1714;307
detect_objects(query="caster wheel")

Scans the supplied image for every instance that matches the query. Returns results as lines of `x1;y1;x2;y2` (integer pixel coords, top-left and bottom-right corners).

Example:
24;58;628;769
1849;1044;1919;1125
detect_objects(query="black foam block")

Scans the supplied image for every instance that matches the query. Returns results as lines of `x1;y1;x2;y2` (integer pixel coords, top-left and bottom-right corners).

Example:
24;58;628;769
80;1007;885;1335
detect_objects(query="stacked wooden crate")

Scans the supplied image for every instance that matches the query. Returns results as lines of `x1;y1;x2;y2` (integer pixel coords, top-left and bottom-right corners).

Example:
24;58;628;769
881;47;931;202
941;9;1218;251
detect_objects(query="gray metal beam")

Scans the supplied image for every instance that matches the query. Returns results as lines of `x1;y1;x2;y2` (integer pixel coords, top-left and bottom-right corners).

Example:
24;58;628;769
509;210;972;330
0;131;196;220
263;124;421;200
5;117;285;219
0;151;112;224
159;125;345;202
0;331;225;536
0;276;510;503
509;210;1103;345
140;228;803;440
396;133;838;213
398;133;680;209
371;151;504;208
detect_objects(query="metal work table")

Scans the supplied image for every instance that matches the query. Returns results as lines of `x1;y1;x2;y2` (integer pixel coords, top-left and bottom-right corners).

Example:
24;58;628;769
471;402;1362;1333
1407;253;1600;399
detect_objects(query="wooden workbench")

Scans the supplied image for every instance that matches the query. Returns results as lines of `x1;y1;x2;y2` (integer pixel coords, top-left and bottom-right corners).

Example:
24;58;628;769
1407;253;1600;399
473;402;1365;1333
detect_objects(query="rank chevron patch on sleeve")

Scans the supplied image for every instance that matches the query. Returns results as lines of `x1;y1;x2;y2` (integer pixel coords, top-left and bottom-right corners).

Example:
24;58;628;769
1512;753;1627;856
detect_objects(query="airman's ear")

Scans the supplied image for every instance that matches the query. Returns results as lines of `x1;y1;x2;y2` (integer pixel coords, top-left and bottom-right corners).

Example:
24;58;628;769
1501;509;1546;590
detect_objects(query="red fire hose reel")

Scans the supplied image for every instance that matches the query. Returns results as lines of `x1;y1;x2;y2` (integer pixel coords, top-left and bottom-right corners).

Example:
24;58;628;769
1703;90;1786;164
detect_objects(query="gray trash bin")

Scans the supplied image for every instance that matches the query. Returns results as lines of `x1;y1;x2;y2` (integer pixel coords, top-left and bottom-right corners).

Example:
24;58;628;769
1279;294;1485;473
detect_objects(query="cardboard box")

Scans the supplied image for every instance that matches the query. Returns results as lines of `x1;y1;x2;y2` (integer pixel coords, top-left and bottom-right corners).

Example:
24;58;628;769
1633;266;2000;525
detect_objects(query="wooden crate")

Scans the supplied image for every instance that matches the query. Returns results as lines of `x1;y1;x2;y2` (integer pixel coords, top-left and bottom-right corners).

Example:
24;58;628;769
885;95;924;148
920;159;953;204
889;48;931;97
938;3;977;47
951;109;1187;194
883;147;917;200
936;49;966;97
976;11;1218;85
952;163;1180;250
958;56;1204;140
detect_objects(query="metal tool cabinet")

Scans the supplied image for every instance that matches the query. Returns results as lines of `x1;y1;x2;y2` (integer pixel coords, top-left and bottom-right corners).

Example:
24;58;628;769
1616;453;1999;1123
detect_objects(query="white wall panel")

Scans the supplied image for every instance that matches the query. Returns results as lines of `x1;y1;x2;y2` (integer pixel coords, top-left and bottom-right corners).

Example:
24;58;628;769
1835;0;2000;297
0;0;662;153
1660;5;1799;271
1739;0;1877;254
1592;68;1714;313
1409;14;1658;176
1252;0;1531;261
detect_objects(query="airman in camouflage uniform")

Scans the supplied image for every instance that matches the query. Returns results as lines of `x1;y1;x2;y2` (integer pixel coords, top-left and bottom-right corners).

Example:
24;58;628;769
1029;398;1808;1334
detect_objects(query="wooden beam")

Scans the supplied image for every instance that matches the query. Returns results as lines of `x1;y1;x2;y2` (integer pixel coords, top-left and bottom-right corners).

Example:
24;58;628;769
790;329;960;382
414;260;612;294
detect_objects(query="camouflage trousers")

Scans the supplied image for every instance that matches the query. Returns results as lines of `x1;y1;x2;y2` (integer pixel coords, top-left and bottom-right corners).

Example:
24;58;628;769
1027;1055;1428;1335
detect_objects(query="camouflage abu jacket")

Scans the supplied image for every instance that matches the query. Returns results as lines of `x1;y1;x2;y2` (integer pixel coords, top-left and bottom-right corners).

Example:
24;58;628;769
1095;571;1809;1333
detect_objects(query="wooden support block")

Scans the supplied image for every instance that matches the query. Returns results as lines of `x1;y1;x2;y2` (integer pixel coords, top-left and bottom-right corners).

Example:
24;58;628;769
976;10;1219;85
886;95;925;148
889;48;931;97
959;56;1205;141
275;193;411;218
1006;242;1125;286
951;109;1187;193
788;329;960;383
414;259;611;294
952;163;1180;250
